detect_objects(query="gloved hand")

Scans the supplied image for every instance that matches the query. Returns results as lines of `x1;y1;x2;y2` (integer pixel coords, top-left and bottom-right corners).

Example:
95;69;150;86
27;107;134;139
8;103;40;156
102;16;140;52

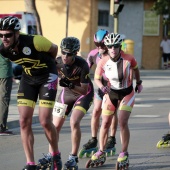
135;84;143;93
100;86;110;94
59;77;75;89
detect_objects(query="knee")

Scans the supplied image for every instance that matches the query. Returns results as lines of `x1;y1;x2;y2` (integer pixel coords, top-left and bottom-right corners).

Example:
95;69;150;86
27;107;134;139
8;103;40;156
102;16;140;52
40;119;51;129
101;120;111;129
119;119;128;129
92;109;101;119
19;117;32;129
70;119;80;129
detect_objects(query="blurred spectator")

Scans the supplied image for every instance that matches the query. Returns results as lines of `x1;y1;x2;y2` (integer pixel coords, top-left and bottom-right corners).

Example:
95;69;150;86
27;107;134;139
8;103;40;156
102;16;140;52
12;62;23;83
0;49;13;134
160;36;170;69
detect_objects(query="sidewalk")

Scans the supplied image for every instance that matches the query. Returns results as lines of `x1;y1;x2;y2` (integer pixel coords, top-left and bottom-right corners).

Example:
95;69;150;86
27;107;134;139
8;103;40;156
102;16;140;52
7;69;170;130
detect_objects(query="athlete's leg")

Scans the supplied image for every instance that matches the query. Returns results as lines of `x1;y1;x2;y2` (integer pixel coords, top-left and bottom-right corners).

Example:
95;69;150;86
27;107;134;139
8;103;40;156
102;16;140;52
70;109;84;155
91;97;102;137
99;114;113;151
118;90;135;152
118;110;131;152
39;107;60;153
19;105;35;163
99;94;116;151
110;111;118;137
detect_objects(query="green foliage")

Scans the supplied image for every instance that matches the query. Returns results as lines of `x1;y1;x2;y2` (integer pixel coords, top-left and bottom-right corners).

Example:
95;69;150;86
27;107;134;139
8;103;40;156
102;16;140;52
151;0;170;24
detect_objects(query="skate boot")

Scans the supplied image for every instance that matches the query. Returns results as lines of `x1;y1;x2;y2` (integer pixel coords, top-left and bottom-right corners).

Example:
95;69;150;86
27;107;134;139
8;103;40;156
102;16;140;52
116;152;129;170
105;136;116;157
37;153;52;169
85;150;106;168
51;153;62;170
22;165;37;170
62;154;78;170
157;133;170;148
78;138;98;158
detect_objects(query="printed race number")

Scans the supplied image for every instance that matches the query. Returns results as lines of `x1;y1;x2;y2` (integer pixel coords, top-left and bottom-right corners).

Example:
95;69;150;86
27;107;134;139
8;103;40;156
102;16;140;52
52;102;68;118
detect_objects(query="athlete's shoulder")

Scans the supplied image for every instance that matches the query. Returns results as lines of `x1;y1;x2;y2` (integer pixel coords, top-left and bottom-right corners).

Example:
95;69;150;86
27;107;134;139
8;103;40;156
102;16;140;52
76;55;87;63
121;51;134;60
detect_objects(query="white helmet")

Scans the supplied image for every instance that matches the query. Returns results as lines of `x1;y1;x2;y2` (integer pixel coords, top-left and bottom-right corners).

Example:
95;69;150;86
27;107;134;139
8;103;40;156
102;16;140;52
104;33;123;46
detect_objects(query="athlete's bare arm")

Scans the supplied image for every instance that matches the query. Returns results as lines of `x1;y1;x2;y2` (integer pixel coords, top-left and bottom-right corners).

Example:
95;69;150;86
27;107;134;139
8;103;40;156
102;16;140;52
49;44;58;58
71;83;88;95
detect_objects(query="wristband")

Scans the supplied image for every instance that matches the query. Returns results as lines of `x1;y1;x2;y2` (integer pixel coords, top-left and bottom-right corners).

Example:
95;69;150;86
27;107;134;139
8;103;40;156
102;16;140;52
136;80;142;85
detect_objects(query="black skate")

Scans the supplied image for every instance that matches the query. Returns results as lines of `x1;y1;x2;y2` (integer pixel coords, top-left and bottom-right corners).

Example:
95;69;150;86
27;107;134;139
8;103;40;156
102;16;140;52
115;152;129;170
86;150;106;168
37;153;52;169
78;138;98;158
62;154;78;170
105;136;116;157
22;165;37;170
51;153;62;170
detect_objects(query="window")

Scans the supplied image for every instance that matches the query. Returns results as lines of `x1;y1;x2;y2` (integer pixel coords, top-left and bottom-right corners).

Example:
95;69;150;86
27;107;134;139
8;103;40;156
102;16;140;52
98;10;109;26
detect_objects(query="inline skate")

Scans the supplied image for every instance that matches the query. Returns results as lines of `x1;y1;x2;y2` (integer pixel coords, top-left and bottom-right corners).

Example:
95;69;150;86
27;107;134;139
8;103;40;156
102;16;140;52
104;136;116;157
78;138;98;158
22;165;37;170
85;150;106;168
157;133;170;148
62;154;78;170
37;152;62;170
37;153;52;169
115;152;129;170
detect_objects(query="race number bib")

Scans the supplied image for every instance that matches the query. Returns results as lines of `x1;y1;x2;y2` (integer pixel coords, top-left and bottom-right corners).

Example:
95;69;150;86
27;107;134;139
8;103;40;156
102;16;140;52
52;102;68;118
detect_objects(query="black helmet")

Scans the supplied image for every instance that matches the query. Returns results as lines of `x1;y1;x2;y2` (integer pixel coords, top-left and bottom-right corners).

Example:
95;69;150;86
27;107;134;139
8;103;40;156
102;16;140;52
0;16;21;31
60;37;80;54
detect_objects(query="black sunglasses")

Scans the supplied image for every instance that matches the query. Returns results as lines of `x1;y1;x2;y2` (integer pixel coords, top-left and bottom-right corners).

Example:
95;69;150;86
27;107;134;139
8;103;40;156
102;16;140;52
0;33;14;38
94;42;106;48
107;44;120;49
61;51;73;56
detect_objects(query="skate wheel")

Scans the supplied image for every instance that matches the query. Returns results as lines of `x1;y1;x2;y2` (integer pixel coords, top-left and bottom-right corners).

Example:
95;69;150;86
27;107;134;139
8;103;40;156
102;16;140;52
85;152;91;158
85;159;92;168
78;148;85;158
106;152;111;157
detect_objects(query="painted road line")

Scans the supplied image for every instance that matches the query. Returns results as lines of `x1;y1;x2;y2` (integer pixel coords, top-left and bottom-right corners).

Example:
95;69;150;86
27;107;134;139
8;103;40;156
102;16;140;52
132;115;160;118
134;104;152;107
158;98;170;100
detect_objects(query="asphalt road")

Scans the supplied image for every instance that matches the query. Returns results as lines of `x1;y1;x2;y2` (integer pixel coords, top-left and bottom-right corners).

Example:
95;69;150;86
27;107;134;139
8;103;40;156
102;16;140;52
1;82;170;170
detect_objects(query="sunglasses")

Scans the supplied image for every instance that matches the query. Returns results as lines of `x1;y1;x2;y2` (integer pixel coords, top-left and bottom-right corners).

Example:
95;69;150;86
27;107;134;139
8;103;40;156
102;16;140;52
106;44;120;49
94;42;105;48
61;51;73;56
0;33;14;38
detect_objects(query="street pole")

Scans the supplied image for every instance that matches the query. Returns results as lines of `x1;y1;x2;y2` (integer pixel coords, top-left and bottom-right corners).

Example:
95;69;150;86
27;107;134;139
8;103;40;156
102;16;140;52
114;14;118;33
66;0;69;37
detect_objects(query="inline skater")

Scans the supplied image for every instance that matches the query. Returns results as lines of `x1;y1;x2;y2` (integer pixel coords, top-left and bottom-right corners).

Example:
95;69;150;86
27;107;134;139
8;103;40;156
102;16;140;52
79;29;117;158
39;37;94;170
86;33;143;169
157;112;170;148
0;16;62;170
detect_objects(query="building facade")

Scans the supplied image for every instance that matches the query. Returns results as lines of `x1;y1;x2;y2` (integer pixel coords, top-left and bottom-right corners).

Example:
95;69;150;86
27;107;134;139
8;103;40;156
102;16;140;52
0;0;164;69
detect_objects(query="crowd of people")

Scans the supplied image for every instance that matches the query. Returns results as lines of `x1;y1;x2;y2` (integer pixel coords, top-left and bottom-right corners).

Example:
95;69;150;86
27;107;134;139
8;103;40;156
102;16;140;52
0;15;169;170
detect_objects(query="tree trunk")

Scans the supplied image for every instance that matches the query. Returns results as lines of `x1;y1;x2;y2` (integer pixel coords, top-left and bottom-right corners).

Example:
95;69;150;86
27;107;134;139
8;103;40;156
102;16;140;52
24;0;43;35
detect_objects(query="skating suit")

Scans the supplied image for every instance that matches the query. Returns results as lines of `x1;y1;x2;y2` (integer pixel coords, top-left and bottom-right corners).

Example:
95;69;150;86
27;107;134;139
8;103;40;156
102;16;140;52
0;34;58;108
95;51;138;115
56;56;94;116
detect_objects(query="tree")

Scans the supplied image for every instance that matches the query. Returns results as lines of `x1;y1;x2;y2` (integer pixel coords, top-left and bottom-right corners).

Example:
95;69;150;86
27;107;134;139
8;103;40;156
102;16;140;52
24;0;43;35
152;0;170;24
